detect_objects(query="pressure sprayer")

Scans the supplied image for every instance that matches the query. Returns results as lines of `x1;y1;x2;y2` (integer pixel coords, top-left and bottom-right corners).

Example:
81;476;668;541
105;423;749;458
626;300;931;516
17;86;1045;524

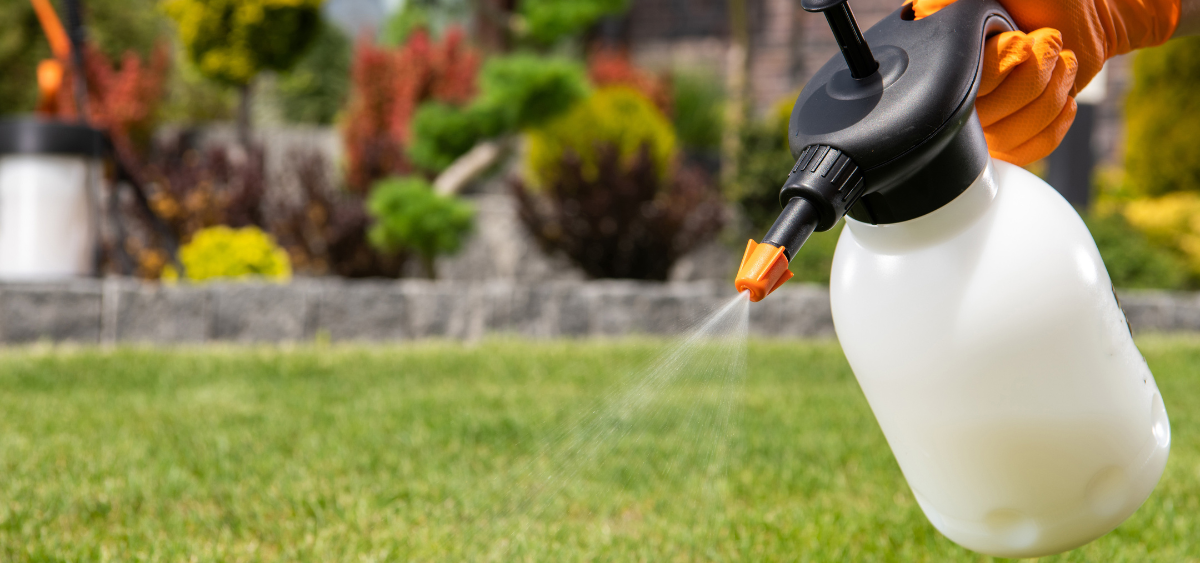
734;0;1170;558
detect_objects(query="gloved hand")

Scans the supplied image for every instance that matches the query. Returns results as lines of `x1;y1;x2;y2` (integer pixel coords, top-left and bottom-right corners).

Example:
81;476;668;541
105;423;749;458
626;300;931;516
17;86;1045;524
910;0;1181;165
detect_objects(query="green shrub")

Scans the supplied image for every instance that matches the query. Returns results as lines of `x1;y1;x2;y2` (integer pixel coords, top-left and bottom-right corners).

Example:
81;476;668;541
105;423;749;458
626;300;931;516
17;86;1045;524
367;177;475;278
1087;211;1190;290
732;95;796;233
671;72;725;152
406;54;588;174
408;103;505;172
277;20;351;125
519;0;630;45
476;54;590;130
1120;192;1200;282
1125;36;1200;197
166;226;291;282
526;86;676;189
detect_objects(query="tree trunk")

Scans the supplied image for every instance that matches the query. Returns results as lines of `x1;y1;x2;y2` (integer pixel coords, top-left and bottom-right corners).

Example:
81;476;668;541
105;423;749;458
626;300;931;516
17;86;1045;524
237;81;253;148
476;0;517;54
420;253;437;280
722;0;750;190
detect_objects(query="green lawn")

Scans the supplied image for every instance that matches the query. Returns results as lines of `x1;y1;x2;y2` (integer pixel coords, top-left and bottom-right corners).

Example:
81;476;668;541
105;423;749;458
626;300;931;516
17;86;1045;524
0;337;1196;562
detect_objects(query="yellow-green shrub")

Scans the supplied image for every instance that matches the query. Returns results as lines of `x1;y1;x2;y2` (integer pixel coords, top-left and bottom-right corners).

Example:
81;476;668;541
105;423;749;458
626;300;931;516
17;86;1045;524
1124;192;1200;276
1125;36;1200;197
166;226;292;282
164;0;322;86
526;86;676;189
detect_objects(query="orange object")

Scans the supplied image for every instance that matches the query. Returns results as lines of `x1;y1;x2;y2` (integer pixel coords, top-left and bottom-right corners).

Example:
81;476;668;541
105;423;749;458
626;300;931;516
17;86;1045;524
30;0;72;114
31;0;71;60
734;239;794;302
910;0;1181;165
35;60;65;114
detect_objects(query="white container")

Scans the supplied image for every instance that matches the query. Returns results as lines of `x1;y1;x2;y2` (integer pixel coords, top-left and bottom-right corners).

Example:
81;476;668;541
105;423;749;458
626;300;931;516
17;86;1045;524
830;159;1170;558
0;119;104;280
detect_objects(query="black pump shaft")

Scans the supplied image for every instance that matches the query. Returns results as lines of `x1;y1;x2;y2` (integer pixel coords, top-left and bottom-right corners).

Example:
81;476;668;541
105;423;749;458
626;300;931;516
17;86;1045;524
802;0;879;79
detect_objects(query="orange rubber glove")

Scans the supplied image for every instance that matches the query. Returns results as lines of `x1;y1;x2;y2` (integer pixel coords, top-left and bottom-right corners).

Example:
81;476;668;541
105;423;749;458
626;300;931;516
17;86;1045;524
911;0;1181;165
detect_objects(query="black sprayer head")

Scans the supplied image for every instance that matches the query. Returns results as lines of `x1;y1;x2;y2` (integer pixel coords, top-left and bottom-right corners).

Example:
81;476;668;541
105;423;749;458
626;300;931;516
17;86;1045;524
740;0;1015;298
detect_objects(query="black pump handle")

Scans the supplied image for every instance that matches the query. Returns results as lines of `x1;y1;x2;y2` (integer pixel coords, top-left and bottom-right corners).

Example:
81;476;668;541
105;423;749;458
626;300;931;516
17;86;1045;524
803;0;879;79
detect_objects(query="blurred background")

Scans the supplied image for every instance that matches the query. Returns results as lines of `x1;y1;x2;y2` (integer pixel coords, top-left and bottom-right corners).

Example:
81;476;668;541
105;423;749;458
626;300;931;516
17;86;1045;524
1;0;1198;337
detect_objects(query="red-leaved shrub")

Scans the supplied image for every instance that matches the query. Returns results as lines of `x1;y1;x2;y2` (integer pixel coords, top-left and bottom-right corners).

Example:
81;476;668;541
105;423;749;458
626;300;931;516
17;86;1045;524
343;28;480;192
50;43;170;154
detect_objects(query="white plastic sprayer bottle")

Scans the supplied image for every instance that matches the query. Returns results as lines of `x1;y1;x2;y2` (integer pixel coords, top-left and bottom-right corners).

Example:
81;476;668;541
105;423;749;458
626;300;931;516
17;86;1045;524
832;159;1169;557
734;0;1170;558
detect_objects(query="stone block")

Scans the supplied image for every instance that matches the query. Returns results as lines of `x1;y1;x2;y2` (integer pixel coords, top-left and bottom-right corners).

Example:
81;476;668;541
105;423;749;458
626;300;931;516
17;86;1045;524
1119;290;1200;333
315;281;410;341
114;282;212;343
750;284;835;338
0;281;102;343
212;282;317;342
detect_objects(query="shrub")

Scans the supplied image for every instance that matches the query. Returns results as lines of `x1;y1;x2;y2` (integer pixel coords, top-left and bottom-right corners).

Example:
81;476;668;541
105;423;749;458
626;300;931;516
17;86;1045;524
526;86;676;190
587;50;671;114
514;145;726;280
342;28;479;191
671;72;724;153
367;177;475;278
408;103;505;173
519;0;630;45
44;43;171;154
1125;36;1200;197
1086;211;1190;290
406;54;588;174
163;0;322;87
268;148;406;278
475;54;590;130
120;136;268;280
277;20;351;125
1123;192;1200;279
731;94;796;232
166;226;291;282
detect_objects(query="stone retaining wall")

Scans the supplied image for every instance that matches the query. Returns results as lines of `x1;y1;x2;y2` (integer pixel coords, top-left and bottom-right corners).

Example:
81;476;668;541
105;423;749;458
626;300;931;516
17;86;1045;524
1;279;1197;344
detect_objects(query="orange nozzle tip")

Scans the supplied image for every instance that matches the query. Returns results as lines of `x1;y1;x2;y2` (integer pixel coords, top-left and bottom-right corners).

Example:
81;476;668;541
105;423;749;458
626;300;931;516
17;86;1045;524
734;239;793;302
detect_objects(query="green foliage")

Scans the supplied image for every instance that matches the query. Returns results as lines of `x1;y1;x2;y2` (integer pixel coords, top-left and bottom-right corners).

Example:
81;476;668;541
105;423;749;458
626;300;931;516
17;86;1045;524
477;54;589;130
0;4;42;115
167;225;292;282
671;72;725;152
406;54;587;174
732;96;796;232
84;0;170;60
519;0;630;44
276;20;351;124
1086;212;1190;290
1;339;1199;559
367;177;474;278
408;103;505;172
1125;35;1200;197
160;47;237;124
164;0;323;87
526;86;676;189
